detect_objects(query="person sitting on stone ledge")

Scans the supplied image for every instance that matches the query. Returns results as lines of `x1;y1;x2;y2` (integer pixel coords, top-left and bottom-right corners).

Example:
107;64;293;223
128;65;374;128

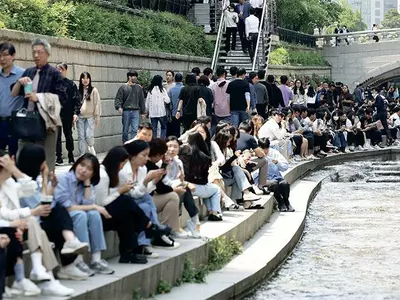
258;138;295;213
165;136;201;238
17;144;90;283
121;140;180;257
54;154;115;277
124;121;153;145
95;146;165;265
146;139;187;239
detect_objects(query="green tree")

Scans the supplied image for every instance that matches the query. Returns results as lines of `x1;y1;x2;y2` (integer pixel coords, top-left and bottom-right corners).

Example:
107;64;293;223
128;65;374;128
381;9;400;29
277;0;342;33
338;0;367;32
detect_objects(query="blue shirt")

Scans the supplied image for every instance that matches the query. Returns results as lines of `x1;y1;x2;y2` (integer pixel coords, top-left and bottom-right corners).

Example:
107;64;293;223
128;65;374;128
54;171;96;208
168;82;184;116
0;65;25;117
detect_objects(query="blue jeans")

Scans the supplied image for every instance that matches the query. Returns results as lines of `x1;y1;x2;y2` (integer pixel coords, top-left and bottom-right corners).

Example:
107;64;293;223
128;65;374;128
333;132;347;148
223;165;252;200
122;110;140;143
135;194;159;246
77;117;95;155
69;210;106;253
231;110;248;128
151;116;167;140
193;183;221;213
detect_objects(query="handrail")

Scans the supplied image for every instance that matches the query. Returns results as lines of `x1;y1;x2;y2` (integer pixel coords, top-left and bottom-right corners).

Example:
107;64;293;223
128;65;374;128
211;8;225;72
251;0;268;71
317;27;400;38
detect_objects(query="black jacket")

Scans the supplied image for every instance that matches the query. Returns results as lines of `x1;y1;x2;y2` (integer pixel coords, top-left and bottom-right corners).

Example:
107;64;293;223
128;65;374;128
62;78;81;116
146;160;173;195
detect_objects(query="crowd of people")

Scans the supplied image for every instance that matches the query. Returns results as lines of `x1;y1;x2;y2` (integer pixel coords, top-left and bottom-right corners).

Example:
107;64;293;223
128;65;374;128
1;36;399;298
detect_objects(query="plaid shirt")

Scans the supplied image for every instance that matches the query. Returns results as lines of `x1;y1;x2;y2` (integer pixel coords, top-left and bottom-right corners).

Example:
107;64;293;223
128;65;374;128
20;63;67;106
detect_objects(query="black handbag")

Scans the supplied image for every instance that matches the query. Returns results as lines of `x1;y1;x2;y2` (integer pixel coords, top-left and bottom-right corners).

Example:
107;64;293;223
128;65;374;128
10;108;46;141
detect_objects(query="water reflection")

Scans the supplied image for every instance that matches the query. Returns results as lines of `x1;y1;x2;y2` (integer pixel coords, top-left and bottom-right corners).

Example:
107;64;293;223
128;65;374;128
247;160;400;300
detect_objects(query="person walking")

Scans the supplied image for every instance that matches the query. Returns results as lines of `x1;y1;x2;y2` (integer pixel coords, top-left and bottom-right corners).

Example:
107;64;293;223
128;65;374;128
0;42;25;157
11;39;67;172
236;0;251;53
55;63;81;165
224;4;239;53
210;66;231;135
146;75;170;140
250;71;268;119
245;8;260;62
249;0;263;20
77;72;101;156
164;70;175;93
226;68;250;127
115;70;146;144
167;73;184;137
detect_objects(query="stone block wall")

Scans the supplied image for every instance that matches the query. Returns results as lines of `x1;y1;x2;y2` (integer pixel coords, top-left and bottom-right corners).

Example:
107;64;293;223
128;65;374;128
0;29;211;156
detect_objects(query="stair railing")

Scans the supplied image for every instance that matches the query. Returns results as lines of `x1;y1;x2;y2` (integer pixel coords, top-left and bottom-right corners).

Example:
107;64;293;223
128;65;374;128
211;6;225;71
251;0;268;71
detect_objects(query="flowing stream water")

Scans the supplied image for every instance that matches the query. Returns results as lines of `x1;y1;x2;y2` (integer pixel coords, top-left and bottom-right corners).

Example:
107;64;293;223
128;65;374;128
247;159;400;300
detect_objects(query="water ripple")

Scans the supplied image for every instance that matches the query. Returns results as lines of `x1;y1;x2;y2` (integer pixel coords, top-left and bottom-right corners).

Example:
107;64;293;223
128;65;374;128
247;161;400;300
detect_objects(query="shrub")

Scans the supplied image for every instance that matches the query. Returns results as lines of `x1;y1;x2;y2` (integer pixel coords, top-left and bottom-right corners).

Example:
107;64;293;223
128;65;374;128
270;46;328;66
270;47;289;65
0;0;213;57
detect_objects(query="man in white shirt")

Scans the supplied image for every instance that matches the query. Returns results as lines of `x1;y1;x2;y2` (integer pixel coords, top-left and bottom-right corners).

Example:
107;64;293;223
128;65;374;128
249;0;263;20
245;9;259;61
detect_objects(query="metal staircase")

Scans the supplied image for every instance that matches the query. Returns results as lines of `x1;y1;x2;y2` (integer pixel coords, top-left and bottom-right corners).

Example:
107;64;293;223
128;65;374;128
211;0;277;74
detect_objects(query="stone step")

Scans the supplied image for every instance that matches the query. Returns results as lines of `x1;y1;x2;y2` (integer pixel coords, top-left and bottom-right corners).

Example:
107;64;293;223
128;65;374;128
371;161;400;166
371;171;400;176
366;176;400;183
371;165;400;171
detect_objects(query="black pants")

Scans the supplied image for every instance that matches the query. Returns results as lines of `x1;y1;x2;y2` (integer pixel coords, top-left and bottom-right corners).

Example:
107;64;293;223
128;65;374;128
0;227;23;278
166;116;181;138
347;131;364;147
254;7;263;20
179;189;199;218
366;130;382;145
183;114;197;132
256;103;268;120
314;134;328;152
40;203;77;266
248;33;258;61
0;248;5;298
225;27;237;52
238;20;247;51
103;195;150;256
303;131;315;149
377;112;392;140
0;119;18;157
268;180;291;209
56;112;74;161
291;135;303;155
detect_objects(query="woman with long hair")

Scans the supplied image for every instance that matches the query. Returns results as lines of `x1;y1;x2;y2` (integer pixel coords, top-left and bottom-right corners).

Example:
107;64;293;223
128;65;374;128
121;140;180;253
165;136;201;238
17;144;90;284
146;75;171;139
176;73;204;131
251;114;264;137
291;79;306;106
0;151;74;296
180;132;223;221
214;128;260;205
54;154;114;276
96;146;166;263
77;72;101;156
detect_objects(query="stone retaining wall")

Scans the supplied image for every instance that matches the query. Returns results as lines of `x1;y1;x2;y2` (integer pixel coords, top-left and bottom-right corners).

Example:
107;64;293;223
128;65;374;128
0;29;210;154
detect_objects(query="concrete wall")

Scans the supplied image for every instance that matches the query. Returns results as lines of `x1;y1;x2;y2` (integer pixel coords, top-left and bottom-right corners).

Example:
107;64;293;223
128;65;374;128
323;40;400;89
0;29;211;155
268;65;332;80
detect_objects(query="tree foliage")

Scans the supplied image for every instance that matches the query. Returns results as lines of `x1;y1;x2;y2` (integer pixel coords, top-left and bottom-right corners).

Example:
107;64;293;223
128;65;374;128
337;0;367;32
0;0;213;57
277;0;342;33
382;9;400;29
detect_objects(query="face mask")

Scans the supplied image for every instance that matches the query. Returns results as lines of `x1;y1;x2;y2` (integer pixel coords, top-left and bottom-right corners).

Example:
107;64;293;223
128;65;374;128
333;116;339;121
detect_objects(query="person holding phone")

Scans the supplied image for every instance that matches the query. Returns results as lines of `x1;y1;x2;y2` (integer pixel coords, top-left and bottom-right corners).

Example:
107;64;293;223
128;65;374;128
95;146;169;264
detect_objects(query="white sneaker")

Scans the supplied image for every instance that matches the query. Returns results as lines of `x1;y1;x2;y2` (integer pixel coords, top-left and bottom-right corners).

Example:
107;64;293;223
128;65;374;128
61;239;89;255
3;286;21;298
354;146;362;151
252;185;264;195
29;269;52;282
320;150;327;155
186;219;201;239
11;279;41;296
243;191;261;201
39;280;74;296
349;146;355;151
171;230;189;239
374;145;381;150
88;146;96;156
364;143;374;150
57;264;89;281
